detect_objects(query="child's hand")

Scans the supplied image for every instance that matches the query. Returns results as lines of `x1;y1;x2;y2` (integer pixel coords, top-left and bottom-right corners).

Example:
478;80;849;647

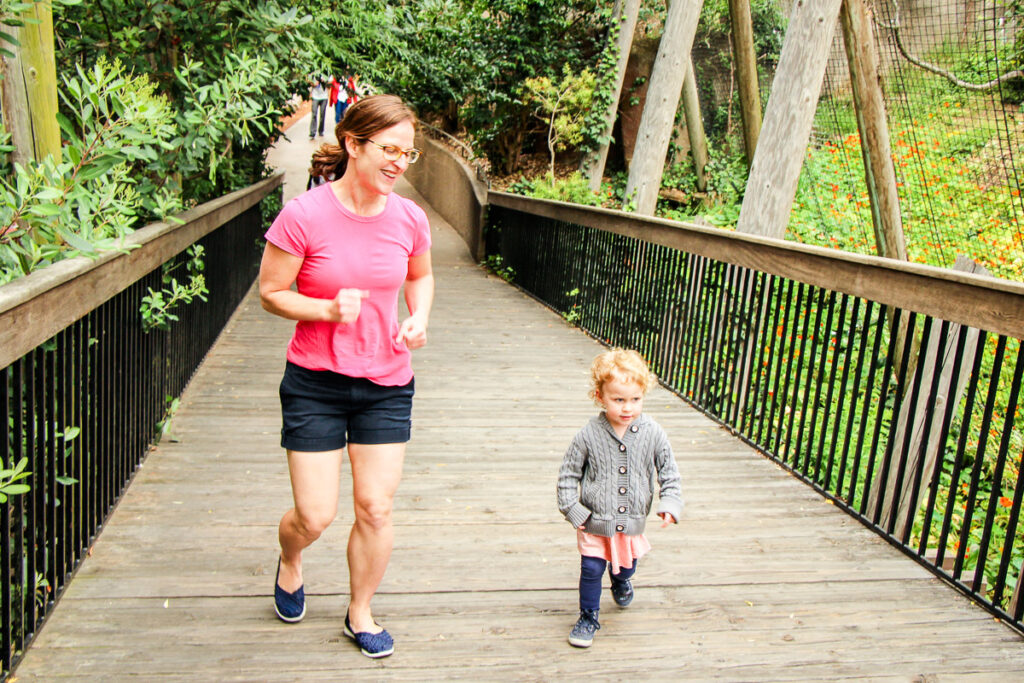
658;512;676;527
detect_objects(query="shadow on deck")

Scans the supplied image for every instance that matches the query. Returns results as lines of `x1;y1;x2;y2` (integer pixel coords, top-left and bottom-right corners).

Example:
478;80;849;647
11;118;1024;681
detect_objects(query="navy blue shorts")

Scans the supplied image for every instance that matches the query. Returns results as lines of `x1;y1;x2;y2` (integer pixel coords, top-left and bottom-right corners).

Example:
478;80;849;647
278;362;415;452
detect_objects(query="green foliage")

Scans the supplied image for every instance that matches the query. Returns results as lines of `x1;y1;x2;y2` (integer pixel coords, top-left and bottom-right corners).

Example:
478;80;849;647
155;395;181;444
0;58;180;284
140;244;209;332
523;66;596;179
0;2;316;284
511;171;606;207
456;0;606;175
54;0;317;202
0;0;81;60
0;456;30;502
482;254;515;282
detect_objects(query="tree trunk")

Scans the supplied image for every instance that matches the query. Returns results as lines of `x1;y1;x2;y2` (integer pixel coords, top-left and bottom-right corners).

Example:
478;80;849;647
736;0;843;237
623;0;703;215
729;0;762;165
840;0;907;261
681;58;708;192
0;0;60;165
581;0;642;192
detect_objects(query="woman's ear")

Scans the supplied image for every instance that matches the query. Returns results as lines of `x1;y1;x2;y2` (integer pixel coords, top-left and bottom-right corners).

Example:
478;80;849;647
343;135;359;158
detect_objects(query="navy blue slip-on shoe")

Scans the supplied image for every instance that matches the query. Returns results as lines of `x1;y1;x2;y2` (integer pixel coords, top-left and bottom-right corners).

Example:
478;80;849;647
344;611;394;658
274;558;306;623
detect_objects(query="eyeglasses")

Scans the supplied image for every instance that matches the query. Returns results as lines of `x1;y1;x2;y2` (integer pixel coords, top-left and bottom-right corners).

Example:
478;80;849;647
366;139;421;164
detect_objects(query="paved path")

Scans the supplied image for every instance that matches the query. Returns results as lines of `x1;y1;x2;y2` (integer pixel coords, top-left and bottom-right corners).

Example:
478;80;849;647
11;113;1024;681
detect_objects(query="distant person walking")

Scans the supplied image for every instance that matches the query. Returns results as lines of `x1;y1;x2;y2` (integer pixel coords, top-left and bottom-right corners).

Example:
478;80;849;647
330;74;348;124
261;94;431;659
309;74;329;139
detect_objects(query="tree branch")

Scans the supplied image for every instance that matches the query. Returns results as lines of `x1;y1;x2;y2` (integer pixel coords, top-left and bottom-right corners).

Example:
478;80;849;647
876;0;1023;92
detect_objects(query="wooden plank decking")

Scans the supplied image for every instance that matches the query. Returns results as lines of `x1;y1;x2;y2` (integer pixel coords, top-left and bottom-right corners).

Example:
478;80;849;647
10;124;1024;681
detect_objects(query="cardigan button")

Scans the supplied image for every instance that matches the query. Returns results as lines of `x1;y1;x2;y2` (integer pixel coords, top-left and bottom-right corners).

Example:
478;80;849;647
618;506;627;513
619;466;627;474
619;444;626;452
615;524;625;532
630;425;638;432
619;486;627;495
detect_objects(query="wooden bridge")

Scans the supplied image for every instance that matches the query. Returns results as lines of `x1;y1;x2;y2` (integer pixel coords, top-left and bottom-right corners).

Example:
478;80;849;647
9;118;1024;681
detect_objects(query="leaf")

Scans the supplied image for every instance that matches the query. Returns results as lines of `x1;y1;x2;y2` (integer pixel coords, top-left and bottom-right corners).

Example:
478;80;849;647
27;203;62;217
56;476;79;486
57;228;98;254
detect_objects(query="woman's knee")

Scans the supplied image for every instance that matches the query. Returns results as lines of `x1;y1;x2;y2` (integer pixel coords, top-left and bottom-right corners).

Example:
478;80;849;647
293;508;336;539
353;496;393;531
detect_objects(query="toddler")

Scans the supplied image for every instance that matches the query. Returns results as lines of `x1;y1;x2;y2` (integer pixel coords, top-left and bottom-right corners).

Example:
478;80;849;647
556;348;683;647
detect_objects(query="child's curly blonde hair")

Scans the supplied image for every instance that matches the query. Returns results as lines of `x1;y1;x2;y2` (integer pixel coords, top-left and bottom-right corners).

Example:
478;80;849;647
588;348;656;405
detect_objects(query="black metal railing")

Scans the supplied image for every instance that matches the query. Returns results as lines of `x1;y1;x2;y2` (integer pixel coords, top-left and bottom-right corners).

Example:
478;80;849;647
1;177;279;680
487;194;1024;633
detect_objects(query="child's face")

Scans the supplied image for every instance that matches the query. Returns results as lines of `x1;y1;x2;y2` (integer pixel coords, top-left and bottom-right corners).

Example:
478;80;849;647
596;376;644;432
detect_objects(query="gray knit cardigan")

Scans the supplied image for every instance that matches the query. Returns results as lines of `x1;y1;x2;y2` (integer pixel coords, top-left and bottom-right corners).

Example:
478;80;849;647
557;412;683;537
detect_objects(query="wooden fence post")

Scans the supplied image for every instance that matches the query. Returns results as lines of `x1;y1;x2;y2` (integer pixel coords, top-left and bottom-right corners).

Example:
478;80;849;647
582;0;641;192
0;0;60;165
869;257;986;535
839;0;907;261
736;0;843;238
624;0;703;215
729;0;762;165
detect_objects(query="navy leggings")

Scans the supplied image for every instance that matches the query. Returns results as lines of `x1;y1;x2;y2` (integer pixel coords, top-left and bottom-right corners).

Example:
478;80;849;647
579;555;637;612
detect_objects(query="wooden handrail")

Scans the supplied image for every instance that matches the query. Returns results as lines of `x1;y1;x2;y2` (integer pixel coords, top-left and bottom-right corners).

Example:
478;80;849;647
488;191;1024;340
0;172;283;369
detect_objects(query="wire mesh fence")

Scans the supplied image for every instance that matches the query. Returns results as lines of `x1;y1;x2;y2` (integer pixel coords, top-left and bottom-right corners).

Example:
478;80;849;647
802;0;1024;281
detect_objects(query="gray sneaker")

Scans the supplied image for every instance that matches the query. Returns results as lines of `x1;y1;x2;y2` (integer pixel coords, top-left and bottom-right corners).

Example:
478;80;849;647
568;609;601;648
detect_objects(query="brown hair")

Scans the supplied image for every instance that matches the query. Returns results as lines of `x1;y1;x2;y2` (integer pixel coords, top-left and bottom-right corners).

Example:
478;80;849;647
588;348;656;405
308;94;418;182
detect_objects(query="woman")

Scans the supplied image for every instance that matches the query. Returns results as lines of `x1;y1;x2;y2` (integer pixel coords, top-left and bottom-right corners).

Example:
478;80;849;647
260;94;432;659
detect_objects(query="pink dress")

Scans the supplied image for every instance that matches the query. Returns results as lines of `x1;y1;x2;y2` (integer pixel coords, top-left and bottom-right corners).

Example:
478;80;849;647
577;529;651;574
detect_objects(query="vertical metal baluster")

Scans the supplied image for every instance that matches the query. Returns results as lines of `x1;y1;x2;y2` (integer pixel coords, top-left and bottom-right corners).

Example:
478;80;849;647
935;332;986;570
952;336;1005;585
1;364;12;675
768;279;796;458
774;282;806;464
738;271;769;438
815;292;845;489
900;319;950;546
860;306;901;520
825;296;858;493
882;313;928;537
918;324;969;558
754;276;783;447
851;303;886;511
676;253;701;398
794;288;826;476
973;340;1022;598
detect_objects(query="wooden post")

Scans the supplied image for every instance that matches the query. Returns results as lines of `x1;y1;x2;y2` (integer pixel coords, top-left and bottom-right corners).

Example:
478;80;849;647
736;0;843;237
868;257;985;536
624;0;703;215
840;0;907;261
0;0;60;165
582;0;642;192
681;58;708;192
729;0;762;165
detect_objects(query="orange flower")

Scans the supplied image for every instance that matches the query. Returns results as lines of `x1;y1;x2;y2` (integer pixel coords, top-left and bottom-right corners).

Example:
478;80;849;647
1000;496;1013;508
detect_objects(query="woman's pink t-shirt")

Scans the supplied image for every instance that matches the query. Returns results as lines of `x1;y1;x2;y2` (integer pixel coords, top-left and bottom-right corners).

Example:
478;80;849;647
264;183;431;386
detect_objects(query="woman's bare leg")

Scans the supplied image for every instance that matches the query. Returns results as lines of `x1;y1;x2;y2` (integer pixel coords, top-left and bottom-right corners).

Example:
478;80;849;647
277;448;344;591
345;442;405;632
